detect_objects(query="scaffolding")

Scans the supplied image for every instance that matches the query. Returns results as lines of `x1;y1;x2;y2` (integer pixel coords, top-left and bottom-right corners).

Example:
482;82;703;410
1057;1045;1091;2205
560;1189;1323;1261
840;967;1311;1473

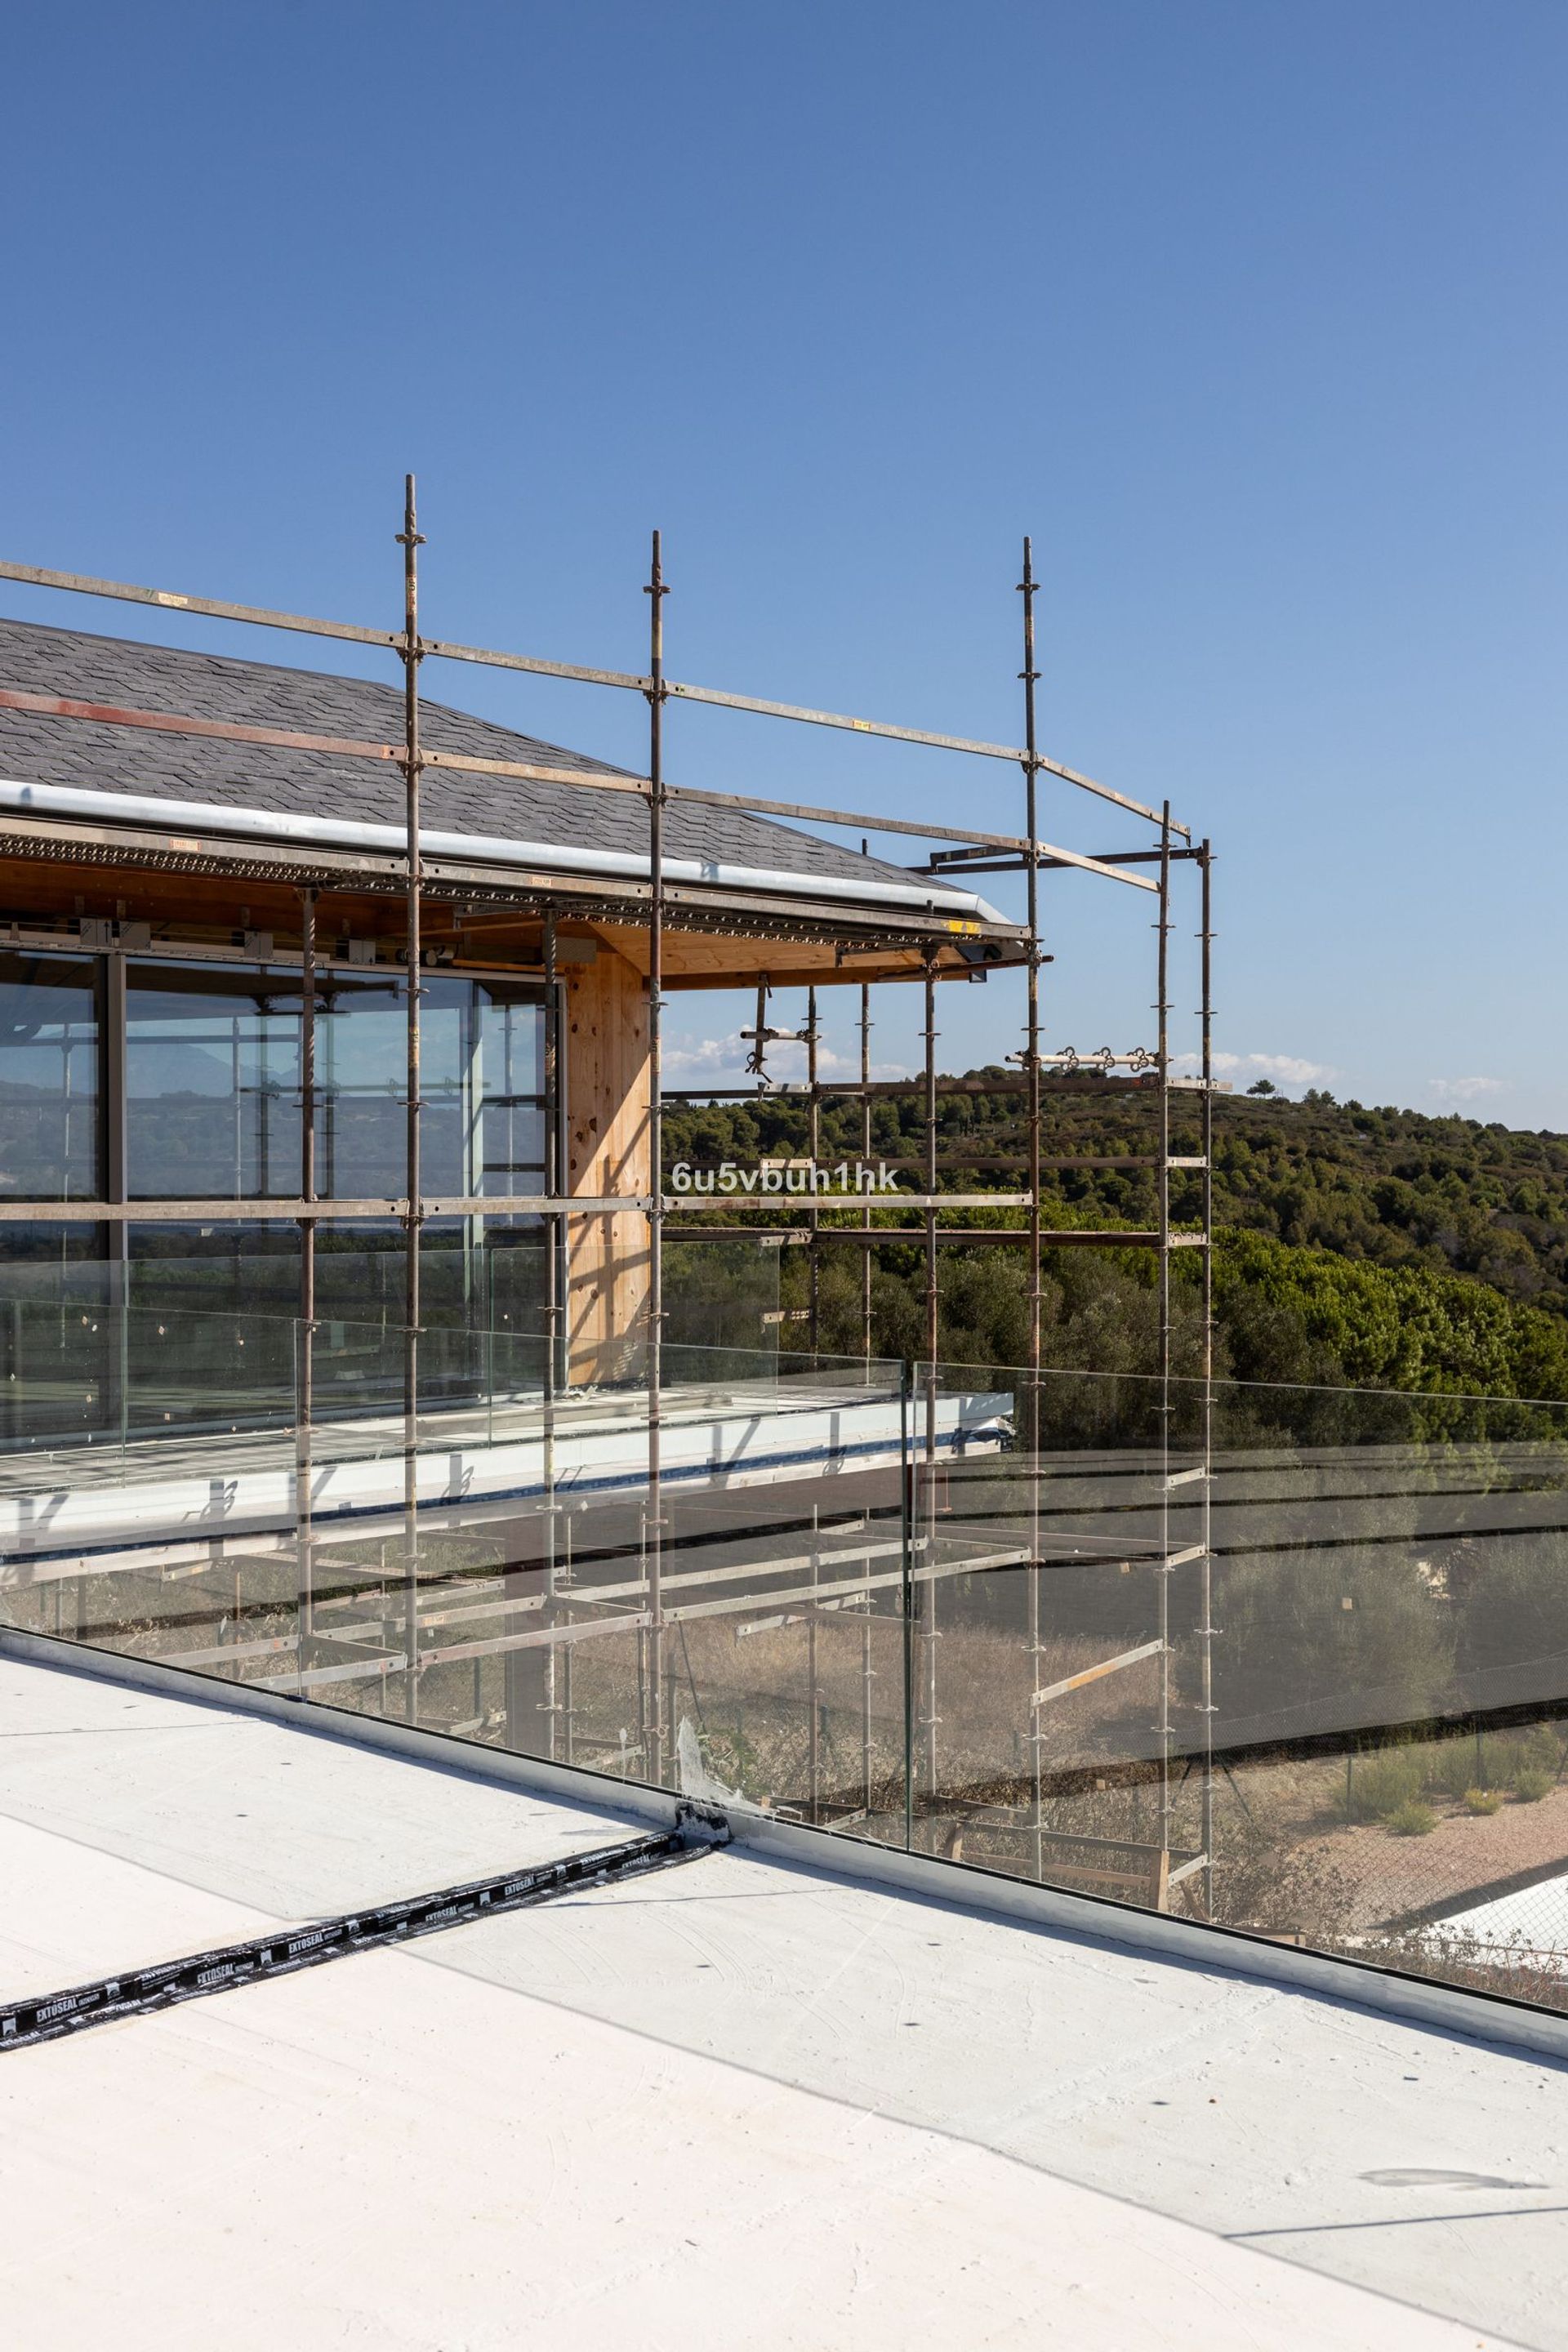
0;492;1217;1904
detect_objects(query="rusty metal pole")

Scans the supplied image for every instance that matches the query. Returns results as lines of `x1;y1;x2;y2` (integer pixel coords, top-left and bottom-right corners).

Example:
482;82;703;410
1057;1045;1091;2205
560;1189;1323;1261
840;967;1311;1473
644;532;668;1787
543;911;559;1757
861;1577;875;1813
921;949;939;1806
398;475;425;1726
1018;537;1045;1882
544;910;562;1394
1156;800;1174;1860
1199;840;1216;1913
1019;541;1044;1402
807;988;822;1801
858;879;873;1365
808;1504;821;1820
807;984;820;1355
296;882;318;1683
924;956;939;1375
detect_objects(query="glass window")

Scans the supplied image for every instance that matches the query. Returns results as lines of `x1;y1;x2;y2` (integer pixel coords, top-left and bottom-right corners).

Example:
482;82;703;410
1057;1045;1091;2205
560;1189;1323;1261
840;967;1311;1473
0;960;549;1397
421;969;550;1195
127;962;302;1200
124;964;546;1204
478;982;546;1196
0;951;100;1201
314;971;406;1201
317;971;545;1200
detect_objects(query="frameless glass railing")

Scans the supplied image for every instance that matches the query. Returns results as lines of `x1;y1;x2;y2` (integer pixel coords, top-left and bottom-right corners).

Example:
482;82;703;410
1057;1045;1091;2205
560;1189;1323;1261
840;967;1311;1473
898;1358;1568;2007
4;1312;1567;2014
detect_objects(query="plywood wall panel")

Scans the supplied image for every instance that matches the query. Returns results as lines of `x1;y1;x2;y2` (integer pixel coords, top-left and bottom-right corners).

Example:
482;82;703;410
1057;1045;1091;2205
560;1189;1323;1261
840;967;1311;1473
564;946;650;1384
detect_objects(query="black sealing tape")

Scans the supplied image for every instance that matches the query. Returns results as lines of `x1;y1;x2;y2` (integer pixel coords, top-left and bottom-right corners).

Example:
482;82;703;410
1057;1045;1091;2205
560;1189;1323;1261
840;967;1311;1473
2;1827;693;2053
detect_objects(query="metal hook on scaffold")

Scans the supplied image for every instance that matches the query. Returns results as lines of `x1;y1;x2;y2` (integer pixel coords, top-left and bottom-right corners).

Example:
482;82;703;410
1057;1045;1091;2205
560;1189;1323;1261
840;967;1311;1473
741;977;808;1090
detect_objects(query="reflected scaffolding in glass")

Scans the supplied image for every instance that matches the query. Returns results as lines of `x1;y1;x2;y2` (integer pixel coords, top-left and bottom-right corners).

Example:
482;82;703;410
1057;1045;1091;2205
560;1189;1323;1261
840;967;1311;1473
7;1325;1568;2014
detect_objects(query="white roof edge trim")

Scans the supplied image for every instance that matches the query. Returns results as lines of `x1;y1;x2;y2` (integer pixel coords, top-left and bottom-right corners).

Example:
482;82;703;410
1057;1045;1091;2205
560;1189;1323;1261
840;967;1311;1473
0;777;1012;929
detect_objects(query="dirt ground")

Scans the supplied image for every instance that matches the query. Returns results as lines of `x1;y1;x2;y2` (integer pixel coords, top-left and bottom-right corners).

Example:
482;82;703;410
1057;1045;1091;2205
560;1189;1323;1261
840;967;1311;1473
1306;1788;1568;1932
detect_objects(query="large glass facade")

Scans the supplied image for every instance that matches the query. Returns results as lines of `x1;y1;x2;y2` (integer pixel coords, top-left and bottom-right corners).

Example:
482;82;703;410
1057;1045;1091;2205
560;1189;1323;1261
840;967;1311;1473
0;951;772;1430
0;953;549;1333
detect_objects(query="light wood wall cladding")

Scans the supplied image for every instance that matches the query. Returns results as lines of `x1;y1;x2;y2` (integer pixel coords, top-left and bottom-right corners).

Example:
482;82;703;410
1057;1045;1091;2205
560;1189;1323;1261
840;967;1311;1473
564;944;650;1383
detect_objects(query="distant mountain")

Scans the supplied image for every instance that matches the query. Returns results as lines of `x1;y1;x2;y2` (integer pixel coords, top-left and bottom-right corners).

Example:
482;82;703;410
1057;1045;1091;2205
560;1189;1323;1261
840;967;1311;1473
124;1040;293;1098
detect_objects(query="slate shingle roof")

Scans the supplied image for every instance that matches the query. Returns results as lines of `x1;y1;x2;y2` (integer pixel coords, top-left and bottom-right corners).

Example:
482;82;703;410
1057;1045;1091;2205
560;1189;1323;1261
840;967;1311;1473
0;617;930;899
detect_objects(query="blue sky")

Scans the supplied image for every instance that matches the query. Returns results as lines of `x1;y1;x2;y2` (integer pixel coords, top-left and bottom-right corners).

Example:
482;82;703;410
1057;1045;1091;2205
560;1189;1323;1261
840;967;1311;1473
2;3;1564;1120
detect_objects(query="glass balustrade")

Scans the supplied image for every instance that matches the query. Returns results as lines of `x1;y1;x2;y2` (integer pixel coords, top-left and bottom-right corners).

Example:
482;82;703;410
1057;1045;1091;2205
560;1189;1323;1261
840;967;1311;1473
4;1309;1566;2015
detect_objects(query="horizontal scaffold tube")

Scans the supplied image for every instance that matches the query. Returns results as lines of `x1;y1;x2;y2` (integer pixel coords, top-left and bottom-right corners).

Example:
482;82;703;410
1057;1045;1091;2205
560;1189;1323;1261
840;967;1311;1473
0;557;1187;836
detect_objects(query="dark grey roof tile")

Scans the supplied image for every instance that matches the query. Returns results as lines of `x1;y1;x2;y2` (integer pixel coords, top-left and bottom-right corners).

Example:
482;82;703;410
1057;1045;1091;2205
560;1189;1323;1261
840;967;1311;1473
0;617;927;898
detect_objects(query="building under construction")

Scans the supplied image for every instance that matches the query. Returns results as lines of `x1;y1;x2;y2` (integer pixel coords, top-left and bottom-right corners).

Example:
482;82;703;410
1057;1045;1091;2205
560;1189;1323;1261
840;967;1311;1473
5;488;1568;1967
5;502;1568;2352
0;494;1224;1909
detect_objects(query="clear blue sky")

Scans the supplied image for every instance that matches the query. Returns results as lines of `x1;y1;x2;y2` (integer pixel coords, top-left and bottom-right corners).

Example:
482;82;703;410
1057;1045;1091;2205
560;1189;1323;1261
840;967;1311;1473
3;3;1564;1120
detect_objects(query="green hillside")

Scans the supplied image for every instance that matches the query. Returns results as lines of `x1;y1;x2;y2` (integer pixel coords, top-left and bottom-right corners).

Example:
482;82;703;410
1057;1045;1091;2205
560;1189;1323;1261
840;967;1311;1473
664;1079;1568;1399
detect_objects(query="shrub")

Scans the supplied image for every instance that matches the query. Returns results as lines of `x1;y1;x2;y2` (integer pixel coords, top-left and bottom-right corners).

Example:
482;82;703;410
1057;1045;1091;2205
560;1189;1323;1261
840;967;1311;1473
1464;1787;1503;1815
1427;1740;1481;1802
1349;1748;1423;1822
1387;1801;1438;1837
1202;1814;1359;1942
1513;1769;1553;1804
1481;1726;1562;1793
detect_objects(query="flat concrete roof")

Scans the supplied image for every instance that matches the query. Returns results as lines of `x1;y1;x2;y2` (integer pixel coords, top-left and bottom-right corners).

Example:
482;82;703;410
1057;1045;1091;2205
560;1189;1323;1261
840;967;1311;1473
0;1652;1561;2350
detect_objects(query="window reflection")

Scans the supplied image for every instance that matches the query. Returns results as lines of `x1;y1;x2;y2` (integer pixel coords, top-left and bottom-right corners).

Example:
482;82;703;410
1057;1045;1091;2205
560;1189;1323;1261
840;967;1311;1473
124;961;546;1205
313;971;402;1201
124;1222;549;1334
127;963;301;1199
423;969;552;1195
315;971;545;1198
0;952;100;1201
0;955;550;1433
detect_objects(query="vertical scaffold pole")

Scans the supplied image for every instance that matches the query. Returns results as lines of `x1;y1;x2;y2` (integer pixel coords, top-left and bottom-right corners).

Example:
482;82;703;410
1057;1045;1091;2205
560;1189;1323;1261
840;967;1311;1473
1156;799;1174;1858
920;948;940;1806
1018;537;1045;1882
543;911;559;1757
1199;840;1217;1912
808;982;822;1787
296;882;318;1682
860;843;873;1365
397;475;425;1725
808;1505;821;1821
563;1509;577;1767
861;1575;875;1813
807;984;820;1354
644;532;669;1787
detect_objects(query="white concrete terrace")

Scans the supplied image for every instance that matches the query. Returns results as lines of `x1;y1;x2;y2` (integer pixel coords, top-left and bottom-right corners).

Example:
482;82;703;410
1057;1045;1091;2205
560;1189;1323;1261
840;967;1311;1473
0;1641;1563;2350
